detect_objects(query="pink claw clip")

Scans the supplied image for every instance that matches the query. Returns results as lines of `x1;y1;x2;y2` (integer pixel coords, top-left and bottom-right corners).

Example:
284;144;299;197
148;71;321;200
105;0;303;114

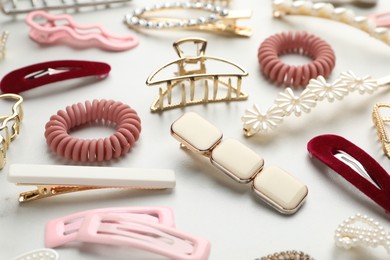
26;11;139;51
77;213;211;260
45;207;175;248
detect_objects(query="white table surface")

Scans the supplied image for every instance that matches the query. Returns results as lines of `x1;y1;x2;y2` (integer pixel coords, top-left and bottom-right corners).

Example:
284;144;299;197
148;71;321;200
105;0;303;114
1;0;390;259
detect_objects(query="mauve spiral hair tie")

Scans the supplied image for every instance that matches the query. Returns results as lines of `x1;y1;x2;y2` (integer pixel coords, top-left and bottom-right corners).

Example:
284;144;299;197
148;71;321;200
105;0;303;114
258;31;336;88
45;99;141;162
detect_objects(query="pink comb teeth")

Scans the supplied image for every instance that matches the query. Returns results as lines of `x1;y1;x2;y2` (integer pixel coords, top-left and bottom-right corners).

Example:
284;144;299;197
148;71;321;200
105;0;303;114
26;10;139;51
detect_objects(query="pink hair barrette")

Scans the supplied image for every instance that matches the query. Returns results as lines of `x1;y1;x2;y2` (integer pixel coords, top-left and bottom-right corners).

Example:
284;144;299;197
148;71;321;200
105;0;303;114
45;208;211;260
45;207;175;248
26;11;139;51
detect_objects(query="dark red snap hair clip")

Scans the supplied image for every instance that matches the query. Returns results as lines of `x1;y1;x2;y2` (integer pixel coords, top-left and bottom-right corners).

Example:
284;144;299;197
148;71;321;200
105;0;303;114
307;134;390;213
0;60;111;94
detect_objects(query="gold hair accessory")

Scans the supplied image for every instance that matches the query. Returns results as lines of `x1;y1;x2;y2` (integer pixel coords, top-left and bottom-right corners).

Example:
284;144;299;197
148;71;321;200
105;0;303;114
171;112;308;214
146;37;248;112
256;250;315;260
372;103;390;158
124;2;252;37
8;164;175;203
0;93;23;169
272;0;390;46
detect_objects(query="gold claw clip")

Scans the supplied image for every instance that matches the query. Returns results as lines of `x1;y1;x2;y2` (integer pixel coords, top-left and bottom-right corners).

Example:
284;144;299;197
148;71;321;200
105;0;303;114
146;37;248;112
8;164;176;203
0;93;23;170
124;2;252;37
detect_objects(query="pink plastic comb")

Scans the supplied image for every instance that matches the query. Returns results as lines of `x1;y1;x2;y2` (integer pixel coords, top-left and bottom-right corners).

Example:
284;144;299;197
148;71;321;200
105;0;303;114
26;11;139;51
77;213;211;260
45;207;175;248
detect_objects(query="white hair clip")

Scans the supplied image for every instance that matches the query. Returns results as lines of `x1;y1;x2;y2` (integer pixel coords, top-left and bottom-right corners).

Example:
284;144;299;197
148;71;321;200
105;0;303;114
335;213;390;254
241;71;387;136
12;248;59;260
272;0;389;46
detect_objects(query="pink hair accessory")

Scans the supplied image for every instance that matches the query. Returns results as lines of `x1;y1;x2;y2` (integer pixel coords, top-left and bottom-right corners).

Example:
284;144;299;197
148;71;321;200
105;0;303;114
26;10;139;51
77;213;210;260
44;99;141;162
368;11;390;27
258;31;336;88
45;207;175;248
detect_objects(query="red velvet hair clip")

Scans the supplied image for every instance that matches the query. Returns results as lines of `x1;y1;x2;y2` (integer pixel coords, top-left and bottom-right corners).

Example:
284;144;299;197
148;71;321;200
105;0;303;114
0;60;110;94
307;134;390;213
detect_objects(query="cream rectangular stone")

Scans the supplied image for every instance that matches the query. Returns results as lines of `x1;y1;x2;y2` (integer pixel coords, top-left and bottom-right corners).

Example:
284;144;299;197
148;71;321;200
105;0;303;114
211;139;264;183
171;112;222;152
253;166;308;214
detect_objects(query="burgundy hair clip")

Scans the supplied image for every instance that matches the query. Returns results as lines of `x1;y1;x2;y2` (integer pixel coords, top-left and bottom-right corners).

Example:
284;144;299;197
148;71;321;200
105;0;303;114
0;60;110;94
307;134;390;213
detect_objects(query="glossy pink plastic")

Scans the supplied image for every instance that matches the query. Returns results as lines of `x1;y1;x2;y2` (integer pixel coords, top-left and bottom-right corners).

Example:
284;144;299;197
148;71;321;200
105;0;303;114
26;11;139;51
77;213;211;260
45;207;175;248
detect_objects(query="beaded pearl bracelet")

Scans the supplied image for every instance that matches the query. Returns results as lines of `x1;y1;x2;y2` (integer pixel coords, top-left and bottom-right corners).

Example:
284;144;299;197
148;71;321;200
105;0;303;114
258;31;335;88
45;99;141;162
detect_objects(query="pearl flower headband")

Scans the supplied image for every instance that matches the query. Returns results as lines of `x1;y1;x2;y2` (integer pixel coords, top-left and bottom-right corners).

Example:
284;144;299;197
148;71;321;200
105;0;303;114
242;71;384;136
335;213;390;254
272;0;390;47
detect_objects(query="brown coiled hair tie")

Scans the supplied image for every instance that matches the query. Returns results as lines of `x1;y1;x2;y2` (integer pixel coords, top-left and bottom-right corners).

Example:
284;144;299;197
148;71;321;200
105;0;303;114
258;31;336;88
45;99;141;162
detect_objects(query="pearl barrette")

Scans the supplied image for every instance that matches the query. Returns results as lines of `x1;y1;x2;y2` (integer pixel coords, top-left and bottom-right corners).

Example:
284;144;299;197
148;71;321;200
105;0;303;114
335;213;390;254
124;1;252;37
12;248;59;260
242;71;385;136
272;0;390;47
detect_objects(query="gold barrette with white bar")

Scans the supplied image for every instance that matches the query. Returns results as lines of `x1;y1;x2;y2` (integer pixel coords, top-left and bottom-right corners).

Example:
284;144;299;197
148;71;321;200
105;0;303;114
171;112;308;214
146;37;248;112
8;164;176;203
0;94;23;170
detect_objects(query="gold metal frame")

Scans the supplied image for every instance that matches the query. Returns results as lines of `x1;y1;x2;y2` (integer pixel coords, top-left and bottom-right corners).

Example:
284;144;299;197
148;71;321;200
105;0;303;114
372;103;390;158
146;37;248;112
0;94;23;169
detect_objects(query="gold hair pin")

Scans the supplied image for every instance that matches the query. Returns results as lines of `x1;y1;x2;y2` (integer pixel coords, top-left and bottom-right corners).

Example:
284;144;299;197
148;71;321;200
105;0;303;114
372;103;390;158
0;94;23;169
124;2;252;37
146;37;248;112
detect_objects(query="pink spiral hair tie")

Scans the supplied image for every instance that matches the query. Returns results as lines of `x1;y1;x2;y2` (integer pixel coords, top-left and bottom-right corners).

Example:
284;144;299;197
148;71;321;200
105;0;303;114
45;99;141;162
258;31;336;88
